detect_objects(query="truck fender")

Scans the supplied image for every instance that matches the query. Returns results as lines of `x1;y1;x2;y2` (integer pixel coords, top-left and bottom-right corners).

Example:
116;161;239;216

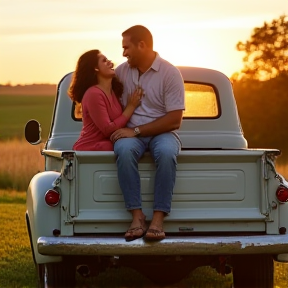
26;171;62;264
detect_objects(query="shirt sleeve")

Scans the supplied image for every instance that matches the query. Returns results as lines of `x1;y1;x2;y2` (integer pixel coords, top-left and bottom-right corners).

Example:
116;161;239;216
84;88;129;137
164;67;186;112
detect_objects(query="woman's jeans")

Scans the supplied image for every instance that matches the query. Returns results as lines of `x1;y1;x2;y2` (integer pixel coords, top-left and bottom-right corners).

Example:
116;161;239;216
113;132;181;214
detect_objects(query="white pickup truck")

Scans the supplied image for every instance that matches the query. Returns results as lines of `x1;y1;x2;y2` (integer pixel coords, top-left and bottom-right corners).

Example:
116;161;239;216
25;66;288;288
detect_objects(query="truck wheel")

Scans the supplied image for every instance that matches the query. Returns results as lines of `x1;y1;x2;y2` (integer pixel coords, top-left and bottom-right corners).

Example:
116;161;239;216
38;260;76;288
232;254;274;288
36;264;45;288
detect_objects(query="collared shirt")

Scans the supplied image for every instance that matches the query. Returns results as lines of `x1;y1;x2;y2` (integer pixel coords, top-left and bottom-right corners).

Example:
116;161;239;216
115;53;185;128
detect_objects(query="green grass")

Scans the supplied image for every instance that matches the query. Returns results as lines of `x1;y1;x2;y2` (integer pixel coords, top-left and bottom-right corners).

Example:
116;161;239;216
0;190;26;204
0;95;55;140
0;192;36;288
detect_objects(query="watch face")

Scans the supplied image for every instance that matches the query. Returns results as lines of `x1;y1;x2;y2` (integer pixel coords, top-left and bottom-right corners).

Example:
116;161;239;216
134;127;140;135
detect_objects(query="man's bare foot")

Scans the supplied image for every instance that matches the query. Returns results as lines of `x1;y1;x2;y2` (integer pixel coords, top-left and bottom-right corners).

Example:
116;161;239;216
145;211;166;241
145;228;165;241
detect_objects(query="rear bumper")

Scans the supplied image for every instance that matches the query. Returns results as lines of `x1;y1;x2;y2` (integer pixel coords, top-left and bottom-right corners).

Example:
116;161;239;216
38;234;288;256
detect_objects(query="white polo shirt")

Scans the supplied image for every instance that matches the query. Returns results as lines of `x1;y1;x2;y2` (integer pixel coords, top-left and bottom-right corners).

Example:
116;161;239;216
115;53;185;128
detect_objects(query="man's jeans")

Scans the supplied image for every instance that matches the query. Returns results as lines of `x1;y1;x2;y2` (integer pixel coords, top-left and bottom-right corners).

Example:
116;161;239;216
114;132;181;214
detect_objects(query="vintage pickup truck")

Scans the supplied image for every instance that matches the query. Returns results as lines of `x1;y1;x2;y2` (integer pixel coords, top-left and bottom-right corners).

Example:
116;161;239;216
25;66;288;288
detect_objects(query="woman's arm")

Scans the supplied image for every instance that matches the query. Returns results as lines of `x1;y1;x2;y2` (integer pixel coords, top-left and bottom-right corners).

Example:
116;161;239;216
85;88;140;137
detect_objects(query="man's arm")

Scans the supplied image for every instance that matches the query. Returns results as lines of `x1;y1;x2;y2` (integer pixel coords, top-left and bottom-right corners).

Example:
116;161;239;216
110;110;183;142
137;110;183;137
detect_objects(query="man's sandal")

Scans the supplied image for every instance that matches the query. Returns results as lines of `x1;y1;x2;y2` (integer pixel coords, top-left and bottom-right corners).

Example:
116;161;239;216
144;228;165;241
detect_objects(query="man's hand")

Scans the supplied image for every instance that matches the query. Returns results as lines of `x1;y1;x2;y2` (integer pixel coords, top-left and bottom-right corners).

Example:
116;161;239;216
110;128;135;143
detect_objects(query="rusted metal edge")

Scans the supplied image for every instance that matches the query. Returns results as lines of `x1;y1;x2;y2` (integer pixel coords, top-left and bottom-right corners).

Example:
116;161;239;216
38;235;288;256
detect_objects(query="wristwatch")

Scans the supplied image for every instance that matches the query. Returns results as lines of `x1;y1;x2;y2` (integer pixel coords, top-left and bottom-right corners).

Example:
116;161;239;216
134;127;141;136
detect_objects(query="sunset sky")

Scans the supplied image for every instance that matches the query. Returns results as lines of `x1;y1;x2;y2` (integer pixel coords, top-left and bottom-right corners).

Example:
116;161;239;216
1;0;287;85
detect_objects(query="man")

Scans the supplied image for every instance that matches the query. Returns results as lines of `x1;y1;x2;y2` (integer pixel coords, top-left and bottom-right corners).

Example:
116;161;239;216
111;25;185;241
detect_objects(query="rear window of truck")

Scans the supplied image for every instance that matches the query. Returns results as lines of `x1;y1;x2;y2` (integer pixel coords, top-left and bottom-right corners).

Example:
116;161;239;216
72;83;219;120
183;83;219;118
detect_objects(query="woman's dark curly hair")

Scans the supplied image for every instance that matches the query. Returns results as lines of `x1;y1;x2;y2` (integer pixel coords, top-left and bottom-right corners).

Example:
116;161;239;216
68;49;123;103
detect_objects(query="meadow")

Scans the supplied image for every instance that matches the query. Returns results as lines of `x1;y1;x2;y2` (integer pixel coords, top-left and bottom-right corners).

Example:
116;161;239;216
0;94;288;287
0;94;55;140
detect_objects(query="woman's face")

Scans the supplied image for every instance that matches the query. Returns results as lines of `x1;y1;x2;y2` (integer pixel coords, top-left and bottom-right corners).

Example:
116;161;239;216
96;53;115;78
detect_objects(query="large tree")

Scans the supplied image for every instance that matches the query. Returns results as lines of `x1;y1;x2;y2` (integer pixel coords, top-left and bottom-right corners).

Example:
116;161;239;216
234;15;288;80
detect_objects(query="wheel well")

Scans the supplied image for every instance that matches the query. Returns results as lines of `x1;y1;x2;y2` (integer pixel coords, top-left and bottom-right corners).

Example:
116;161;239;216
25;212;37;266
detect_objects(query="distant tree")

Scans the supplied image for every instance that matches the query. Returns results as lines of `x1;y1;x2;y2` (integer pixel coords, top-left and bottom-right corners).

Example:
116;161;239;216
233;15;288;80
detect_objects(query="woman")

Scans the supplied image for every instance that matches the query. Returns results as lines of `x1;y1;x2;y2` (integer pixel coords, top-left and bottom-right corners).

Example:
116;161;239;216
68;49;141;151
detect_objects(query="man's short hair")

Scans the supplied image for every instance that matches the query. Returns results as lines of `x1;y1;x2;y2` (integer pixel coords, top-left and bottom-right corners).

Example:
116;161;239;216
122;25;153;49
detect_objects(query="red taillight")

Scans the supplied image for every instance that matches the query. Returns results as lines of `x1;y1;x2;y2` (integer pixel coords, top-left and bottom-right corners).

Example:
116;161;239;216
276;185;288;203
45;189;60;206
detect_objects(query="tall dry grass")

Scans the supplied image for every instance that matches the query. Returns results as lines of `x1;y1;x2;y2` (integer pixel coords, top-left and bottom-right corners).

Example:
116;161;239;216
0;139;45;191
276;163;288;181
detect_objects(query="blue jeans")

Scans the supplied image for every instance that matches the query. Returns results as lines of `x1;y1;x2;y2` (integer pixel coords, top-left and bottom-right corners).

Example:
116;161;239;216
113;132;181;214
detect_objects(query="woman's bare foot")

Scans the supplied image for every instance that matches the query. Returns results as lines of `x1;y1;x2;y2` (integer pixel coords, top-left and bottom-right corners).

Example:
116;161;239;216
124;209;147;241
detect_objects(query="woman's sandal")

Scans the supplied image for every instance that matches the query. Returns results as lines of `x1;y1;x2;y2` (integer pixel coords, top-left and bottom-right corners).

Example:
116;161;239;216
144;228;165;241
124;226;147;241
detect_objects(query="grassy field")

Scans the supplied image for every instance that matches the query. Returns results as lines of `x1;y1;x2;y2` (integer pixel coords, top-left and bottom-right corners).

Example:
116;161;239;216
0;139;45;190
0;191;36;287
0;95;55;140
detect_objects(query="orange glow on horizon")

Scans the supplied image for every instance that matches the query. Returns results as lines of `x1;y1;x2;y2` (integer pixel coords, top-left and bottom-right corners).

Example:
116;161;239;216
1;0;287;85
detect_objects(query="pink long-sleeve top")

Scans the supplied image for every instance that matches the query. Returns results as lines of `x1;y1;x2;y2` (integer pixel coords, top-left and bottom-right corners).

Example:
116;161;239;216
73;86;128;151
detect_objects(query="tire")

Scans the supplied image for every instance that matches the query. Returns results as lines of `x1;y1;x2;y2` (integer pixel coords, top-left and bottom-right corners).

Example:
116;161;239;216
40;260;76;288
36;264;45;288
232;254;274;288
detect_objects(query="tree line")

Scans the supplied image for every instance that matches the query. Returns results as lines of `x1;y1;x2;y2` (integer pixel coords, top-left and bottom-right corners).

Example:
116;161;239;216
231;15;288;163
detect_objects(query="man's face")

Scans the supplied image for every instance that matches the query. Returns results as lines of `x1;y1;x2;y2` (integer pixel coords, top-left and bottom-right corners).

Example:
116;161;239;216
122;35;141;68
